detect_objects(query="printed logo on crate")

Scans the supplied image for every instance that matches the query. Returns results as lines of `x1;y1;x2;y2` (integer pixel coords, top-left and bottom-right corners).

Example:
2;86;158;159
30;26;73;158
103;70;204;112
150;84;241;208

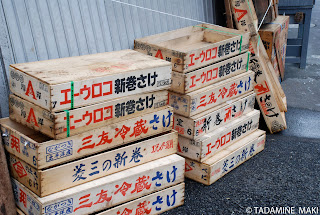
46;141;73;162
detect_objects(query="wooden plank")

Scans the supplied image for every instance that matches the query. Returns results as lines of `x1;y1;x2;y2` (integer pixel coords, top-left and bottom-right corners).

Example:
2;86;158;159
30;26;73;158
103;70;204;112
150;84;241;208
249;36;287;133
251;35;287;112
97;183;185;215
9;90;168;139
134;24;250;73
259;16;290;79
17;208;25;215
9;50;172;112
230;0;258;36
224;0;234;28
168;71;254;117
1;107;174;169
12;154;185;215
171;52;250;94
185;130;266;185
178;109;260;162
8;131;178;197
173;92;255;139
0;135;16;215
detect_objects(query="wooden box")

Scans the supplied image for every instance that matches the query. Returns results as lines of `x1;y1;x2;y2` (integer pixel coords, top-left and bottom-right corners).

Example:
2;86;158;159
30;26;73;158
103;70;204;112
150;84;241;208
8;131;178;197
97;183;184;215
259;16;289;79
168;71;254;117
9;50;172;112
249;35;287;133
9;90;168;139
178;109;260;162
1;107;173;169
173;92;255;139
171;52;250;94
230;0;258;36
15;183;185;215
185;130;266;185
134;24;250;73
12;154;185;215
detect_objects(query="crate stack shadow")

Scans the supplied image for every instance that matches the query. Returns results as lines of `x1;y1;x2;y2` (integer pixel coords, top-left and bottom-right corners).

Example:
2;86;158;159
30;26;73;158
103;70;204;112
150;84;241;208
1;50;186;214
135;24;267;185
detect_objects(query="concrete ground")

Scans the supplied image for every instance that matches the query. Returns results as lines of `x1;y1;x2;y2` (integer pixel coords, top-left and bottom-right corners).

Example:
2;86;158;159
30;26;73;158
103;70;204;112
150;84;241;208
165;2;320;214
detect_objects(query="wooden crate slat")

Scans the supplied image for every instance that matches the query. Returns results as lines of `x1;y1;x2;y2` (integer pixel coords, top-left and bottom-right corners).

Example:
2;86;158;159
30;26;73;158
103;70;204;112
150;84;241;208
173;92;255;139
9;90;168;139
1;107;174;169
249;36;287;133
178;110;260;162
230;0;258;36
185;130;266;185
169;71;254;117
171;52;250;94
97;183;185;215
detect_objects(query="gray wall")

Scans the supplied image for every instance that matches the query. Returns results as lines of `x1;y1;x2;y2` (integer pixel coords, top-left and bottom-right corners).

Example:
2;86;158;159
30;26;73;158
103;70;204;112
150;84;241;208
0;0;216;117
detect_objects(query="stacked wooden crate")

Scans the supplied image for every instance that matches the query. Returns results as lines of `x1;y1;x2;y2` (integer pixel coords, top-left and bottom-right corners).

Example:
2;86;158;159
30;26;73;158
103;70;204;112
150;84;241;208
228;0;287;133
1;50;185;214
134;24;266;185
259;15;290;80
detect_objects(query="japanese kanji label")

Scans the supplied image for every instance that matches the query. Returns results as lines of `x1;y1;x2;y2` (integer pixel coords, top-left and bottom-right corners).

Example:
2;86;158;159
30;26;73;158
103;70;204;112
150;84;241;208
230;0;258;36
173;92;255;139
169;71;254;117
12;154;185;214
171;52;250;94
249;36;287;133
185;130;265;185
1;107;174;170
135;24;250;73
9;50;171;112
9;90;168;139
178;109;260;162
97;183;184;215
8;131;178;197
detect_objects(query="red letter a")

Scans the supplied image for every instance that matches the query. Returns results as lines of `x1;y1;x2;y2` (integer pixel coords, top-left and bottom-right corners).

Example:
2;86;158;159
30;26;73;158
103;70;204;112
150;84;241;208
25;80;37;100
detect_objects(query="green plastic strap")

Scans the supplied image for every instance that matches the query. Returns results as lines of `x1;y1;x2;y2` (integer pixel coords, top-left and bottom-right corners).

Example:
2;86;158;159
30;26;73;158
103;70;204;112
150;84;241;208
64;110;70;137
70;81;74;109
194;26;243;54
246;0;254;18
246;51;250;71
239;35;243;53
194;25;241;36
257;35;261;56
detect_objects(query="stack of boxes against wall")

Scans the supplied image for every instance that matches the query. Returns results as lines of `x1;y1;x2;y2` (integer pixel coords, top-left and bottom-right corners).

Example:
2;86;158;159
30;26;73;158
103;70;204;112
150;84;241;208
134;24;266;185
1;50;186;214
228;0;287;134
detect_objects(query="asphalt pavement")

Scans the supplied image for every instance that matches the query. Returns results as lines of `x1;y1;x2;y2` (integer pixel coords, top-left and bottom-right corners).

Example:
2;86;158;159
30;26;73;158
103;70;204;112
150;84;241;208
165;2;320;214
